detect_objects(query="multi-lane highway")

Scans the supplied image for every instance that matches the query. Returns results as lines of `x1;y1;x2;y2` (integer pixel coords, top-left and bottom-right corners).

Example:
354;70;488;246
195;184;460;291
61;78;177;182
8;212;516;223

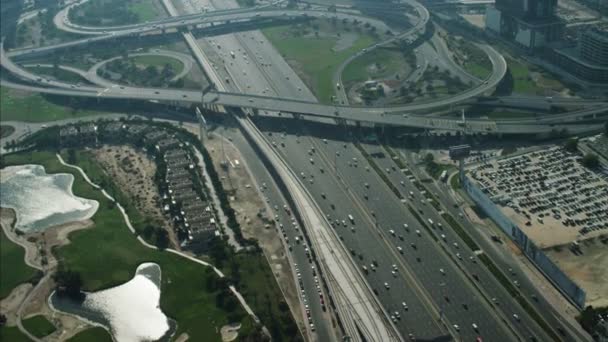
1;0;604;340
3;0;607;134
173;0;562;336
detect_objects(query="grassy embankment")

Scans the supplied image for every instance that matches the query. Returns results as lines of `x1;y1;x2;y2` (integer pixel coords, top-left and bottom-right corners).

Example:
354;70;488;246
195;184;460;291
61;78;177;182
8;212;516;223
131;55;184;73
67;327;113;342
0;326;30;342
71;0;164;26
264;20;378;103
22;315;56;338
342;49;412;86
25;66;89;84
444;35;492;79
0;230;38;299
507;57;567;95
1;151;256;341
0;87;104;122
0;231;40;340
13;4;82;49
102;55;185;87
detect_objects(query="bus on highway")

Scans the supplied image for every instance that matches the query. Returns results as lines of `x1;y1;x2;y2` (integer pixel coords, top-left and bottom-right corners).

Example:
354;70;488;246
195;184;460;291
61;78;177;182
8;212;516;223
440;170;448;182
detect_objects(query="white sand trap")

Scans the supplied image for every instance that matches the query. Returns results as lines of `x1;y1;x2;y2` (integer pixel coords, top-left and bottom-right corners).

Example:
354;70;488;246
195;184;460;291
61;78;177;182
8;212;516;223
220;323;241;342
82;263;170;342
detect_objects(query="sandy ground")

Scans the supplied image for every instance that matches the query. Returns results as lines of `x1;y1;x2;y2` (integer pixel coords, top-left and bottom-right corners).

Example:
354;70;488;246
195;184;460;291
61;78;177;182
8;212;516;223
460;14;485;29
205;132;306;332
174;332;190;342
545;239;608;308
220;323;241;342
0;208;97;337
93;145;179;248
0;283;32;326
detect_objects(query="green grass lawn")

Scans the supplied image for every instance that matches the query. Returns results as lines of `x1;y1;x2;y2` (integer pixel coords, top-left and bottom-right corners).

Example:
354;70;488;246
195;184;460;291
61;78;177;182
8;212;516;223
445;37;492;79
22;315;56;338
71;0;163;26
25;66;89;84
450;173;460;190
0;151;255;341
128;0;162;22
508;57;540;94
0;230;38;299
465;62;492;80
264;24;376;103
0;325;30;342
460;42;492;80
507;57;567;95
225;254;299;340
131;55;184;74
342;49;411;85
67;327;113;342
0;87;104;122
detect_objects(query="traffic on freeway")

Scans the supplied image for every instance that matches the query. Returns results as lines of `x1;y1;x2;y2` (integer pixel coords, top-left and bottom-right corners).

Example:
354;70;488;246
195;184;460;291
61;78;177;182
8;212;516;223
1;0;604;340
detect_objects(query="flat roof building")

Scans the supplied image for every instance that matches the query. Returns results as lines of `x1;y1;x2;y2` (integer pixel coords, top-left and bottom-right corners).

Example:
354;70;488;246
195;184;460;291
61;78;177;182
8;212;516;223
486;0;563;50
546;25;608;83
580;27;608;66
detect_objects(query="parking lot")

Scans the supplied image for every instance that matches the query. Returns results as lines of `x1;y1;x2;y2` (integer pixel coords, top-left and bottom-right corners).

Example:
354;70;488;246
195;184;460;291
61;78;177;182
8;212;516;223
469;146;608;248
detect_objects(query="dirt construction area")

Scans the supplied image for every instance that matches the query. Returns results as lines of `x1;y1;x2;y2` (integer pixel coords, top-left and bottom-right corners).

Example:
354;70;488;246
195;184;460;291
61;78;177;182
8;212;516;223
92;145;179;248
545;238;608;308
204;132;306;332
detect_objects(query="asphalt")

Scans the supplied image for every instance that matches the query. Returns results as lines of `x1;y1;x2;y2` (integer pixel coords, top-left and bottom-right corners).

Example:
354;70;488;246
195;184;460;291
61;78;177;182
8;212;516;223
177;0;338;339
185;0;445;338
5;2;607;133
265;124;515;341
401;150;592;342
361;142;552;341
1;0;602;340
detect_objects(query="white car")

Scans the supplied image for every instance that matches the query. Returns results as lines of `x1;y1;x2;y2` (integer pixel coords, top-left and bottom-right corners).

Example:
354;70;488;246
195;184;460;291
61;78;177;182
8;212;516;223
402;302;408;310
384;282;390;289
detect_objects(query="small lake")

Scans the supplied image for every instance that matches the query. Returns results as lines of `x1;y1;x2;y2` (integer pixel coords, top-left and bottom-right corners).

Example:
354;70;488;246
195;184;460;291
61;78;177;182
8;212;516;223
0;164;99;232
51;263;175;342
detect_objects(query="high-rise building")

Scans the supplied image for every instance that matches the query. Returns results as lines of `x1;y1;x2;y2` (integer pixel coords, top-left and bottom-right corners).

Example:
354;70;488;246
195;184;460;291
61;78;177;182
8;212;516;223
486;0;563;49
548;26;608;83
495;0;558;19
580;27;608;66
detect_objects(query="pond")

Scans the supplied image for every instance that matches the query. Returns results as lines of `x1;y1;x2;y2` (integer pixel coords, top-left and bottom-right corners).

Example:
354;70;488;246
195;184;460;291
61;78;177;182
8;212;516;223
51;263;175;342
0;164;99;232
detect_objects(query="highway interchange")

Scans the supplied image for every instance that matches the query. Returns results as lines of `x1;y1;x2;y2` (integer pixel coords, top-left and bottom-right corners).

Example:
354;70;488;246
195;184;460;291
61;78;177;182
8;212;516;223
2;1;607;133
0;0;603;341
